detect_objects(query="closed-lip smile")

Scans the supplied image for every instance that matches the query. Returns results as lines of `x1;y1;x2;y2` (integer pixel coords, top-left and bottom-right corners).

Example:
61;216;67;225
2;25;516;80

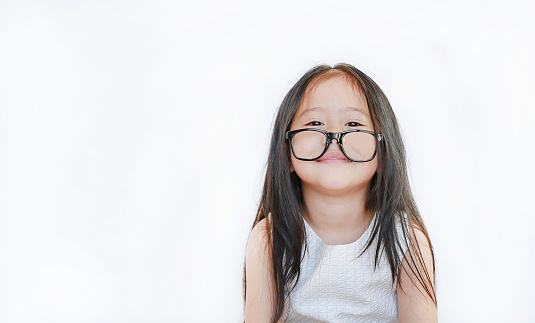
317;152;350;163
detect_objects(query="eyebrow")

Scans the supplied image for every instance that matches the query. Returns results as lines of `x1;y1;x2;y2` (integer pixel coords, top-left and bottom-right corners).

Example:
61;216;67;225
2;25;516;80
298;106;368;118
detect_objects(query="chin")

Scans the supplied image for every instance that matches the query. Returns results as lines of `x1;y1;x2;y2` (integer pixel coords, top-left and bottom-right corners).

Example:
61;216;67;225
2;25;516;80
308;176;365;194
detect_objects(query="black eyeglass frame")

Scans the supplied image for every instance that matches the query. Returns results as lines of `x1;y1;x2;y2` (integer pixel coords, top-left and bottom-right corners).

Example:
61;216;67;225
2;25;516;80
285;128;384;162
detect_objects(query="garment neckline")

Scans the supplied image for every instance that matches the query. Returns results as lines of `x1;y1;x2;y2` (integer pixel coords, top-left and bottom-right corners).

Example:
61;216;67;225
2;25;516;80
303;212;377;247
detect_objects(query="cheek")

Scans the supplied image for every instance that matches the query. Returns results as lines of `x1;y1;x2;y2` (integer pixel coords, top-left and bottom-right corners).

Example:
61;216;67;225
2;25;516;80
290;155;311;177
368;158;378;174
360;157;379;182
365;162;378;184
290;154;300;173
289;148;295;172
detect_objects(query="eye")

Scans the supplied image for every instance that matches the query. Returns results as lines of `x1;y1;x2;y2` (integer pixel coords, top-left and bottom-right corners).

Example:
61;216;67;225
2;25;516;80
346;121;363;127
306;121;323;126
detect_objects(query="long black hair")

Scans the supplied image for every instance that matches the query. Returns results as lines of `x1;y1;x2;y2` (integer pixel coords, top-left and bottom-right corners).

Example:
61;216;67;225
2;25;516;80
243;63;436;323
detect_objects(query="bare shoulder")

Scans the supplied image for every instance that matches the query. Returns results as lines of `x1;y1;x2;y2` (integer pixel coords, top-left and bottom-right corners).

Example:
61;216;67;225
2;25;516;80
397;222;437;323
408;223;432;251
245;218;276;322
247;218;270;253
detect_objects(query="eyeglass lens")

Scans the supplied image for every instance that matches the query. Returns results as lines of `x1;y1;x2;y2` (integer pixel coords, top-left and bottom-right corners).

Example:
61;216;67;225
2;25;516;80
291;131;376;161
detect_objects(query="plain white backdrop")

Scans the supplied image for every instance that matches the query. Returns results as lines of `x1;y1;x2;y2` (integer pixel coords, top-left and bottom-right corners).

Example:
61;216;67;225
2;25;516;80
1;0;534;322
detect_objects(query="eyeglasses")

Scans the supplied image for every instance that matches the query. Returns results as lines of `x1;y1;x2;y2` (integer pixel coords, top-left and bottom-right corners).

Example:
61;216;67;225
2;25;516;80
285;128;383;162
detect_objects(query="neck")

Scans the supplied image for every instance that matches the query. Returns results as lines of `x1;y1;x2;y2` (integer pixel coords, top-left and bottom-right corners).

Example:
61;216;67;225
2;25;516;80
301;184;375;245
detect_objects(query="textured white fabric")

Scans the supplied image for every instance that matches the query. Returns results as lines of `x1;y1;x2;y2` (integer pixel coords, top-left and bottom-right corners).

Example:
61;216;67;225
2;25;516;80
283;213;408;323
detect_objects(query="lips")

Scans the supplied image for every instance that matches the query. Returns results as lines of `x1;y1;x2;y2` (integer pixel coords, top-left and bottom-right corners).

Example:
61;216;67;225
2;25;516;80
317;152;350;162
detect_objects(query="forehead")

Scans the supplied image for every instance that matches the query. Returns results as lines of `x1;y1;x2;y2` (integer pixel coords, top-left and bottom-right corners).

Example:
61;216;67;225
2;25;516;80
295;75;370;118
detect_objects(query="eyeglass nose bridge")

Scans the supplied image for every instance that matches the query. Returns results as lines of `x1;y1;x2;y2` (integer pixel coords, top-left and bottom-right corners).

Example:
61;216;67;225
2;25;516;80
326;131;343;145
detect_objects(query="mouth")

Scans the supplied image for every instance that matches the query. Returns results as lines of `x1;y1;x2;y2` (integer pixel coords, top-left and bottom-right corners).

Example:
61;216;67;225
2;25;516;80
316;152;351;163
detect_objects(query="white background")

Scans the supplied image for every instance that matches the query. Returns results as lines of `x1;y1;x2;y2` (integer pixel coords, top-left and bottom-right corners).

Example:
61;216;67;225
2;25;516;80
1;0;534;322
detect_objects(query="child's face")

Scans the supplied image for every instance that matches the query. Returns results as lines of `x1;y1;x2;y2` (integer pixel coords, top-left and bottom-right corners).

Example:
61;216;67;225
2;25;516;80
289;75;378;195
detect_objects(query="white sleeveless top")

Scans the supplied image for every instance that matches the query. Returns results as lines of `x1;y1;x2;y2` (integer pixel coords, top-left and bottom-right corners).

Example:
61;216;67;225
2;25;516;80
283;213;409;323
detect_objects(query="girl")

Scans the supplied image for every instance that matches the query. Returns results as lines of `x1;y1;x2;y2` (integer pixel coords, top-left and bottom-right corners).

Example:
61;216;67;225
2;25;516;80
244;63;437;323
